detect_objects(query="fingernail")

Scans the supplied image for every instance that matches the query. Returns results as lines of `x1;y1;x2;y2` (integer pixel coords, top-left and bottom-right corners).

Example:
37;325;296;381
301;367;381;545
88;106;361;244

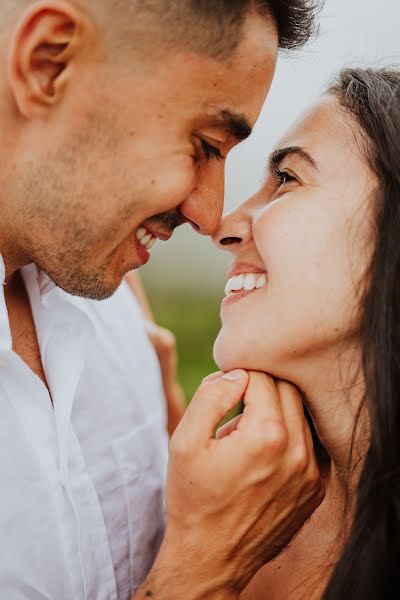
222;369;247;381
203;371;223;383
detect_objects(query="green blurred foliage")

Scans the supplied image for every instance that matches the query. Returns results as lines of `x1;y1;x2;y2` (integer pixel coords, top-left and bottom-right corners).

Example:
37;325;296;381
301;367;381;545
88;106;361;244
147;288;242;427
148;290;221;399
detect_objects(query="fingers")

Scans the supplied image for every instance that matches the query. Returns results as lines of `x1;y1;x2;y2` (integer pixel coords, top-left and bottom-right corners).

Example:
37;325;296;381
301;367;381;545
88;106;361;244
215;414;243;440
276;380;319;462
240;371;283;432
179;370;249;442
277;381;324;505
276;380;306;450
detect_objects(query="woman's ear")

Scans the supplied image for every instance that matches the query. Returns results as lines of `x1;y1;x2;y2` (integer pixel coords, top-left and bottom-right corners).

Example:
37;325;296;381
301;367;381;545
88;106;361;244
7;1;94;118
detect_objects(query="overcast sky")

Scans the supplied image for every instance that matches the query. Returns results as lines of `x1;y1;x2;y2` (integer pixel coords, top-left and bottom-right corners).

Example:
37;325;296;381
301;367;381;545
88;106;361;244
143;0;400;291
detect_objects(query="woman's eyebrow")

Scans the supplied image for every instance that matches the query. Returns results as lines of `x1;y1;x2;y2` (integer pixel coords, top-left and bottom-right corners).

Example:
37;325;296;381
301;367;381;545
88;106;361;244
268;146;318;172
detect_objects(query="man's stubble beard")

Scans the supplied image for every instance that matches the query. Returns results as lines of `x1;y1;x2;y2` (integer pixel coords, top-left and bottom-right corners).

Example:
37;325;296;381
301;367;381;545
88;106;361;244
14;174;131;300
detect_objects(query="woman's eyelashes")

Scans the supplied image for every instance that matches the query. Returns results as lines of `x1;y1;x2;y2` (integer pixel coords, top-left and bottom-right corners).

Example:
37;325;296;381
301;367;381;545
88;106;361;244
272;167;297;186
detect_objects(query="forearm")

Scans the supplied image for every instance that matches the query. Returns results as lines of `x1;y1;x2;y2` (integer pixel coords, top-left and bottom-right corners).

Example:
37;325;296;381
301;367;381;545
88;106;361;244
134;568;238;600
133;531;239;600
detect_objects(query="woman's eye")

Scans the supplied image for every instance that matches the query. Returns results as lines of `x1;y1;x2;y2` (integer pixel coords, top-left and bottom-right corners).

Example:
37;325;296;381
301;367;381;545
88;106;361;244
200;139;224;161
273;168;297;186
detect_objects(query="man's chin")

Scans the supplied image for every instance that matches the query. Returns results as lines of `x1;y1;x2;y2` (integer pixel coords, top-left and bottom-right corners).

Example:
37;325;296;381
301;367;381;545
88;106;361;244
45;268;123;301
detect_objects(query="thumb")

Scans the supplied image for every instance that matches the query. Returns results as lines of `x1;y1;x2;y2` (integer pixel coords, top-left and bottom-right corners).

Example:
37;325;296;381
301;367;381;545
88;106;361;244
182;370;249;442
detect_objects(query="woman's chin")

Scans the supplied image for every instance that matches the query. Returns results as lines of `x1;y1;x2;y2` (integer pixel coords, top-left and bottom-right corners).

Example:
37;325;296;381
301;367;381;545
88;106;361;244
213;333;246;373
213;330;290;379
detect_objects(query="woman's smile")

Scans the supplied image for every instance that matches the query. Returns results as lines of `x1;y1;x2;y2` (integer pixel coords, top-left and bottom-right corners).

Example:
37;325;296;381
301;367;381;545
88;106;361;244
222;263;268;308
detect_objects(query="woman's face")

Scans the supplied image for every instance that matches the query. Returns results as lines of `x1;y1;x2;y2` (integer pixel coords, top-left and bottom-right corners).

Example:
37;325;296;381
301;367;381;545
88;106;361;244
213;95;377;378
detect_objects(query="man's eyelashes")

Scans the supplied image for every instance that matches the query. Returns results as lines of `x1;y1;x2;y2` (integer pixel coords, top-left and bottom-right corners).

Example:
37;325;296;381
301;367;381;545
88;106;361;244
200;139;224;161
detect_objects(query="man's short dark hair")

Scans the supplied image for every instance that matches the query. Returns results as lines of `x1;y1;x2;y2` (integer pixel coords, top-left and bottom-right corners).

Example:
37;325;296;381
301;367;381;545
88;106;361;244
174;1;320;54
257;0;320;50
114;0;320;62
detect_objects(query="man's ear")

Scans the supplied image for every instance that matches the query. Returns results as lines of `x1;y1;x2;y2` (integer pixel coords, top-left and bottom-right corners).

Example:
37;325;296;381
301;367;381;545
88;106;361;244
8;1;94;118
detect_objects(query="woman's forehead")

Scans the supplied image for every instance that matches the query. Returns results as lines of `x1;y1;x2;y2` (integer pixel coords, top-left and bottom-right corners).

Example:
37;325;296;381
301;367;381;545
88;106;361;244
272;95;365;172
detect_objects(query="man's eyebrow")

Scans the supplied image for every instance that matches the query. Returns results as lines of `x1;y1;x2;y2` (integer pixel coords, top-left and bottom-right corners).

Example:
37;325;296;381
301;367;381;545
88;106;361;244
209;109;253;142
268;146;318;172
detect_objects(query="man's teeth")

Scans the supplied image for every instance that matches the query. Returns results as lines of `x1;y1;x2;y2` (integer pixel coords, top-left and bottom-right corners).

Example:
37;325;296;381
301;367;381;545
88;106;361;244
136;227;157;250
225;273;267;296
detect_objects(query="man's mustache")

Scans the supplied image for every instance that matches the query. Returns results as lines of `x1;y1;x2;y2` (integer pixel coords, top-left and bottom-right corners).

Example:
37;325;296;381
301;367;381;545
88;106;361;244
147;210;186;233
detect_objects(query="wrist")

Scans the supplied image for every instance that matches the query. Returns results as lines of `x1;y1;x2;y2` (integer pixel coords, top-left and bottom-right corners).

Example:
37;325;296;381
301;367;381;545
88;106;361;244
136;527;239;600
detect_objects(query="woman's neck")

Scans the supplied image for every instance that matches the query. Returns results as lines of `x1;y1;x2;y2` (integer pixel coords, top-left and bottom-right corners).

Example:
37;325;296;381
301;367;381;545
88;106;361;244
291;343;369;487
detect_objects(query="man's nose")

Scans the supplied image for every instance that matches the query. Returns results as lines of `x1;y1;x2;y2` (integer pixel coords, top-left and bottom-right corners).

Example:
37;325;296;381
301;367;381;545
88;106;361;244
179;160;224;236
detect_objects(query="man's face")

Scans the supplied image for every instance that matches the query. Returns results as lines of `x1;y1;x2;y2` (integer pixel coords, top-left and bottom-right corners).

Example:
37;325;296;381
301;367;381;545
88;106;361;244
8;11;278;299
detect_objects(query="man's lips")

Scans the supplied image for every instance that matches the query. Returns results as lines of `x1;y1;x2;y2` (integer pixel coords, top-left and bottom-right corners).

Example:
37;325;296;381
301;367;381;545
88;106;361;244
133;221;175;267
142;222;174;242
134;236;151;266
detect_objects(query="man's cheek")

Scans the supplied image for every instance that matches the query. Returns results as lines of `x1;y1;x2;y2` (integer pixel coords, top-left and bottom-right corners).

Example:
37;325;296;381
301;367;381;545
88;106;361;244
151;159;196;211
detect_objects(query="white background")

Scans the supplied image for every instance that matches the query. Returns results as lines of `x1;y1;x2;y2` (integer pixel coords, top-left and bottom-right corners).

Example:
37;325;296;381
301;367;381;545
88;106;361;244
142;0;400;292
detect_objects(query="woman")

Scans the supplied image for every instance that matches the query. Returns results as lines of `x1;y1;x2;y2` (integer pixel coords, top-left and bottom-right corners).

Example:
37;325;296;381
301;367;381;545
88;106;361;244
212;68;400;599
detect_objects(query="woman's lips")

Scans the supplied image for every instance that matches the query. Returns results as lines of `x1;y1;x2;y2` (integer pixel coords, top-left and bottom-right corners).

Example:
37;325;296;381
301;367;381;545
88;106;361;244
224;272;268;295
221;286;265;309
221;271;268;312
227;261;267;279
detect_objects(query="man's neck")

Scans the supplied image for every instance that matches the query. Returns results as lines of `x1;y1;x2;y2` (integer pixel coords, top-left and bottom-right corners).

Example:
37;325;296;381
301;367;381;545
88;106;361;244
0;241;28;284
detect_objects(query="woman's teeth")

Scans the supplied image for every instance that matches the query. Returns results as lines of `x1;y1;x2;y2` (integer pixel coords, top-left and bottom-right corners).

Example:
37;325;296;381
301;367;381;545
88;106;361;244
225;273;267;296
136;227;157;250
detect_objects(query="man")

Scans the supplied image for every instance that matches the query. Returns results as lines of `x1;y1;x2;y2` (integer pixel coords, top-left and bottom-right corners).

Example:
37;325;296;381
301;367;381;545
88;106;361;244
0;1;323;599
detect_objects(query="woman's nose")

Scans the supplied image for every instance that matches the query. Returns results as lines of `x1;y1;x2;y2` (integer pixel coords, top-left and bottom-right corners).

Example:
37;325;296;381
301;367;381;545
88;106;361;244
212;204;253;250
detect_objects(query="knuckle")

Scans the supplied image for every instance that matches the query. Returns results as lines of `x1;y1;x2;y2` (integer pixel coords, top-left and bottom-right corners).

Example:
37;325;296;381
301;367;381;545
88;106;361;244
290;444;309;473
158;332;176;353
306;465;323;490
169;432;191;459
251;371;277;391
277;379;302;400
255;419;288;454
163;330;177;350
251;371;275;384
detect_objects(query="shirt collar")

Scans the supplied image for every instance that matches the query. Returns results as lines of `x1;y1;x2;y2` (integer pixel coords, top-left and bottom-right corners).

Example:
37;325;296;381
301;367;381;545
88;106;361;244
0;255;11;353
0;253;56;299
0;253;6;287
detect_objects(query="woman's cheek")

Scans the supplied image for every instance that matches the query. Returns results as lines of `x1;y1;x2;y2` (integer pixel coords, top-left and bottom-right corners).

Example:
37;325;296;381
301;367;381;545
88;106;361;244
252;201;302;277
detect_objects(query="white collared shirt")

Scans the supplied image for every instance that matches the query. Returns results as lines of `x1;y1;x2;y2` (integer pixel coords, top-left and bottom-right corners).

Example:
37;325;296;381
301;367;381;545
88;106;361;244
0;255;169;600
